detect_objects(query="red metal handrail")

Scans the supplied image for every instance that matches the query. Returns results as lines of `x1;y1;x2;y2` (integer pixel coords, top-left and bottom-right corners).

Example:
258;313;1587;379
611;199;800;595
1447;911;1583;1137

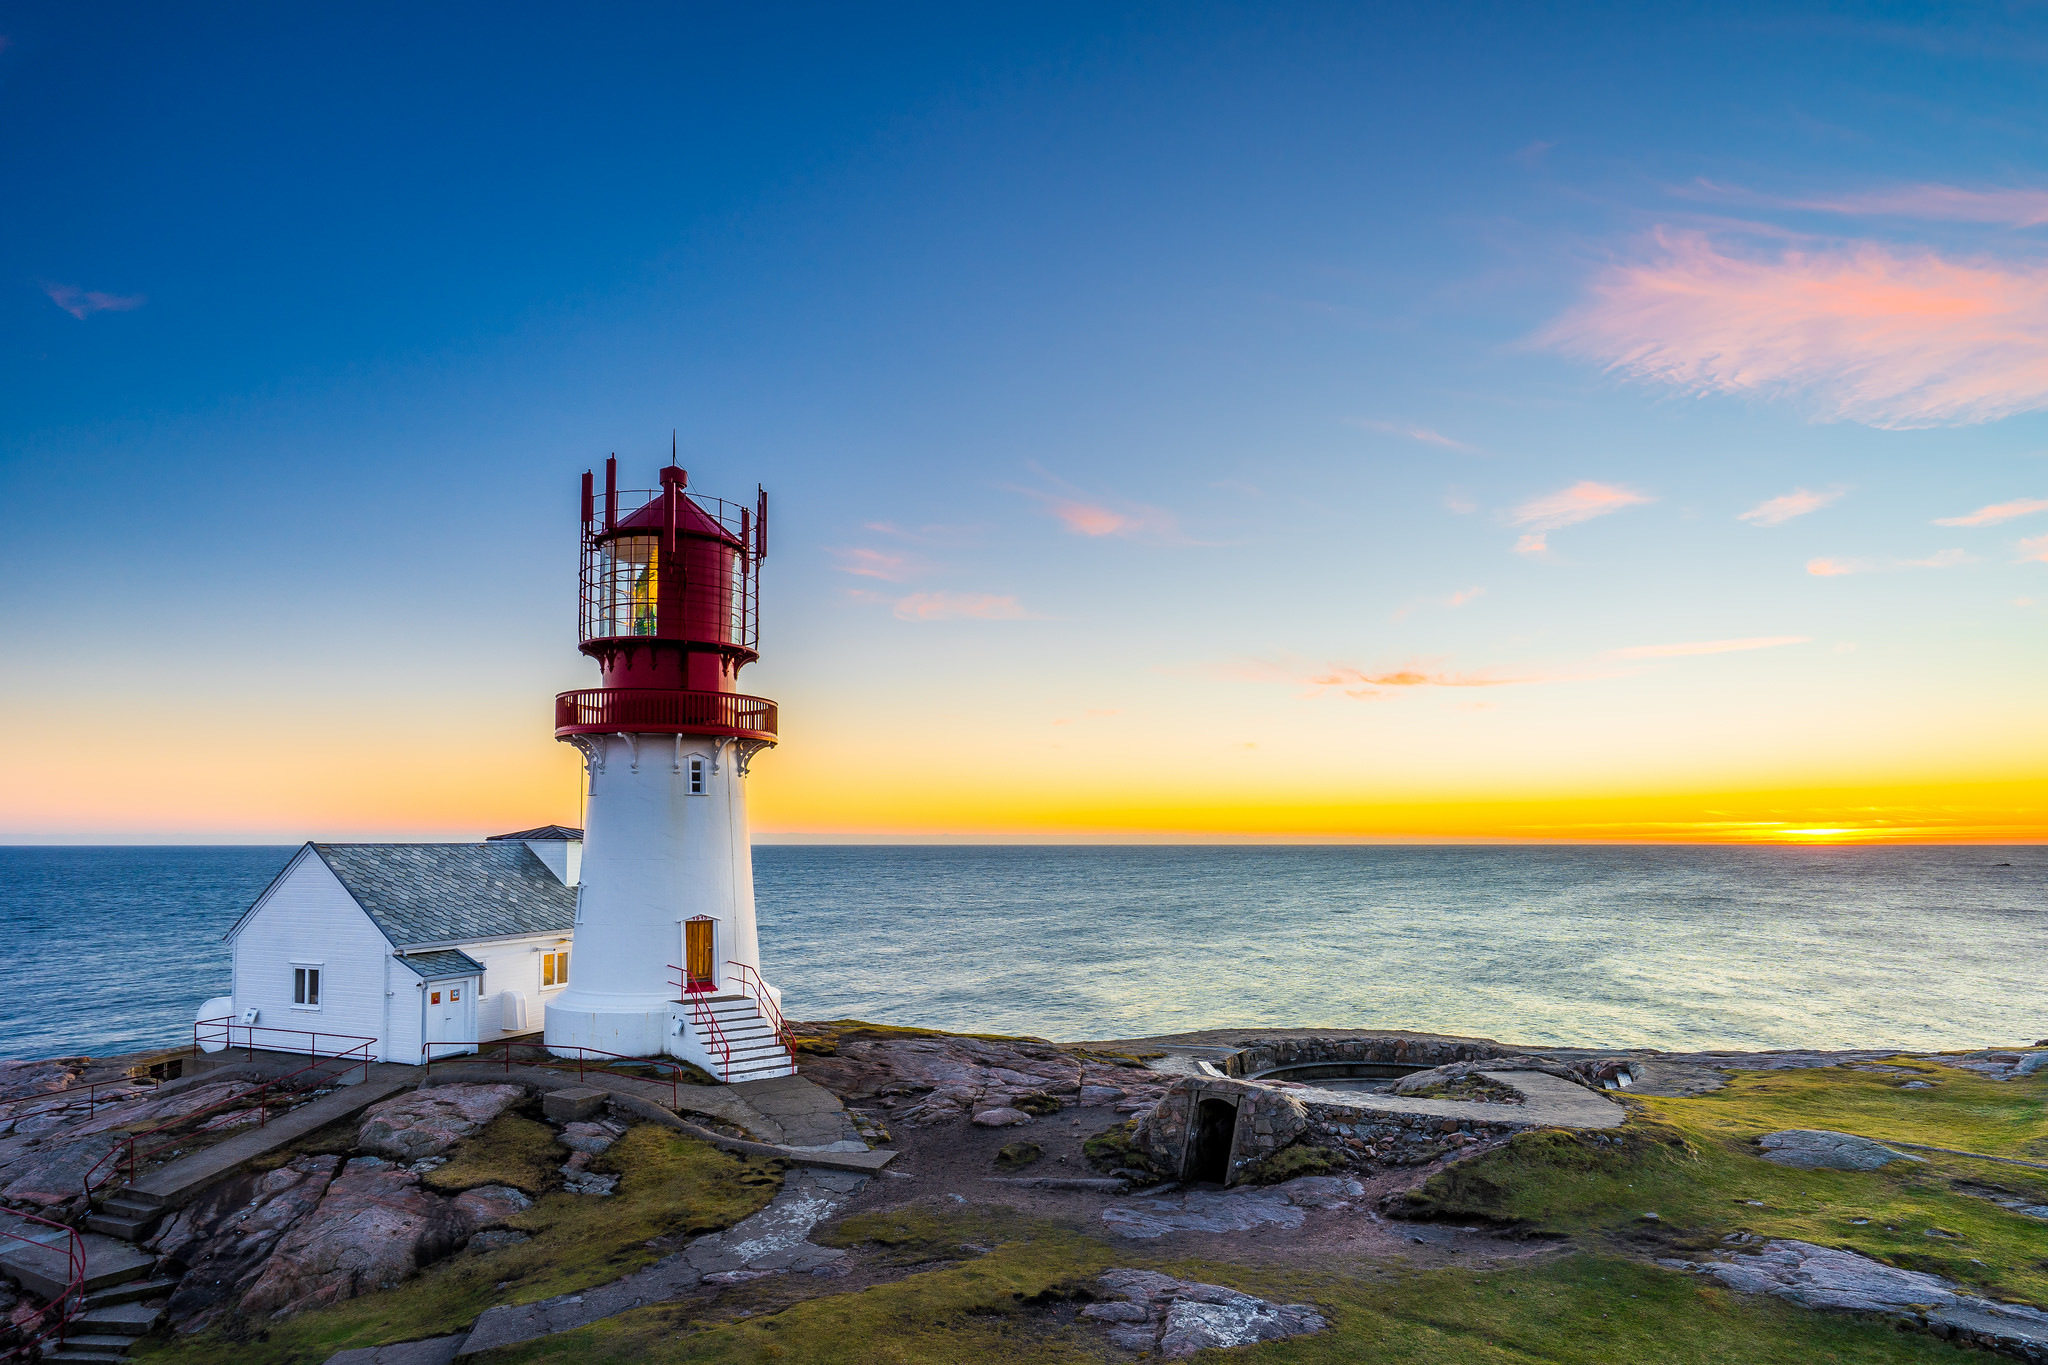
0;1210;83;1360
669;965;733;1081
82;1025;374;1196
555;688;777;739
421;1039;687;1108
725;962;796;1059
0;1076;157;1125
193;1018;380;1065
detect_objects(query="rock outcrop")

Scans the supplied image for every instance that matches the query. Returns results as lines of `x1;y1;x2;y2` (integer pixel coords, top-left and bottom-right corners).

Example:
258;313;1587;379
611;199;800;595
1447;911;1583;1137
1754;1130;1927;1171
155;1154;344;1332
1082;1269;1328;1358
357;1084;525;1161
1670;1240;2048;1362
1102;1176;1364;1239
237;1157;473;1318
798;1034;1171;1125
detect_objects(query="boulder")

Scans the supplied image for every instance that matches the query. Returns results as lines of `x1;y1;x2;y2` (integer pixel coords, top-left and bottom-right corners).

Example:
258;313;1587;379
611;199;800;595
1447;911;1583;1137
156;1154;343;1332
237;1157;472;1319
1756;1130;1927;1171
357;1084;525;1161
971;1108;1033;1127
558;1120;624;1156
1084;1268;1328;1358
798;1034;1172;1126
452;1184;532;1229
0;1060;85;1105
1;1135;122;1205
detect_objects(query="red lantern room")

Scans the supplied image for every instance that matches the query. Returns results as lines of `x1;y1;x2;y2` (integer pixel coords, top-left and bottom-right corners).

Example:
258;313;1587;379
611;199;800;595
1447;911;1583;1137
554;457;777;743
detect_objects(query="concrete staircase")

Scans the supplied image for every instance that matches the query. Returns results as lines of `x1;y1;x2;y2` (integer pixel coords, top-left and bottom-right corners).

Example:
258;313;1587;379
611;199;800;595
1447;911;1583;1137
692;995;796;1083
0;1224;165;1363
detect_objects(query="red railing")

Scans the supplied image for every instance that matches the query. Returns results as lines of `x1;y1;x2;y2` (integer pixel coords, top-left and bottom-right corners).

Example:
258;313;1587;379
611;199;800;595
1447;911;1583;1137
669;965;733;1080
80;1023;375;1196
0;1210;83;1360
726;961;796;1058
421;1039;691;1108
554;688;777;739
0;1077;157;1125
193;1018;380;1068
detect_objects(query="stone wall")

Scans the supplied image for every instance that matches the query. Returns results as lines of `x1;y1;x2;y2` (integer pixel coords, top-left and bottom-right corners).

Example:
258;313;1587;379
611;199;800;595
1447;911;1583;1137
1220;1035;1507;1079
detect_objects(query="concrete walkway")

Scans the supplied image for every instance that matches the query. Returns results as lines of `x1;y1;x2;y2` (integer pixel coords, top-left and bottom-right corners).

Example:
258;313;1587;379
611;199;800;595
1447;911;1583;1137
1285;1068;1626;1130
125;1066;416;1210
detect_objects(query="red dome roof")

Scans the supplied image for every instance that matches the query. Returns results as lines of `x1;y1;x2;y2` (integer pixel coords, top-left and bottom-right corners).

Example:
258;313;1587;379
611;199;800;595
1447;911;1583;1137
610;466;743;547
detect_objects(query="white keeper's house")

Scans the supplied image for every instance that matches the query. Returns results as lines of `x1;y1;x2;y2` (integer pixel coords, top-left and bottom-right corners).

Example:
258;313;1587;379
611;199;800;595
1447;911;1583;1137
207;825;581;1064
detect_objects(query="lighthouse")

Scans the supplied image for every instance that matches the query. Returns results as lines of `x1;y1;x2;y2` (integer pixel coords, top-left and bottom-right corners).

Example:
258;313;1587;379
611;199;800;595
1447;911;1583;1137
543;455;795;1082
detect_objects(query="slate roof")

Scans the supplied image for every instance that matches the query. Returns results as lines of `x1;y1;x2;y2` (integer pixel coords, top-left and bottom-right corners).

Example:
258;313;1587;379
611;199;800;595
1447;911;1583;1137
487;825;584;842
309;842;577;946
394;949;487;980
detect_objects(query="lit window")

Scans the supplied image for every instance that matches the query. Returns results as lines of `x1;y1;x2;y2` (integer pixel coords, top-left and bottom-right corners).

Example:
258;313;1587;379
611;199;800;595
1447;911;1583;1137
542;950;570;987
293;967;321;1007
688;757;706;795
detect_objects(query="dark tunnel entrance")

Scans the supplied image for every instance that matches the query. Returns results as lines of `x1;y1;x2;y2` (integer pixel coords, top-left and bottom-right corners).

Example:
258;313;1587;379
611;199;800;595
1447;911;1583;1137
1186;1097;1238;1184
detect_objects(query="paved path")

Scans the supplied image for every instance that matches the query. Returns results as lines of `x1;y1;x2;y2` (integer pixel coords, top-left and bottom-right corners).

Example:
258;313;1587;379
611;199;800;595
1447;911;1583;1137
127;1066;415;1209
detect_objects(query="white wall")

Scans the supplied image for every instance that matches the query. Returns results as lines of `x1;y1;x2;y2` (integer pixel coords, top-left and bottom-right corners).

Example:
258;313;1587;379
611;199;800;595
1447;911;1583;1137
465;934;574;1036
519;839;582;888
230;851;404;1063
546;734;767;1058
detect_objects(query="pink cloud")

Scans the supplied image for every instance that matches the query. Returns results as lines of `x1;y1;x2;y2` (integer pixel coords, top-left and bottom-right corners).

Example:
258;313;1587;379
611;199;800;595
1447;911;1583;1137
1392;586;1485;621
1934;497;2048;526
1610;635;1810;659
42;283;146;319
829;546;926;581
1540;228;2048;428
1807;557;1872;576
1447;586;1485;607
1739;486;1846;526
1304;665;1527;699
1350;419;1483;453
1680;179;2048;227
884;591;1040;622
1507;481;1653;554
1900;548;1977;568
1013;487;1182;541
2019;534;2048;563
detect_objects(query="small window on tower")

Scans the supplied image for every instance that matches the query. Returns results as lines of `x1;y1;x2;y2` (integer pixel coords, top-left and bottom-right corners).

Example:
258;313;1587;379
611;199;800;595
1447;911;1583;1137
293;967;321;1007
688;757;706;795
542;950;570;987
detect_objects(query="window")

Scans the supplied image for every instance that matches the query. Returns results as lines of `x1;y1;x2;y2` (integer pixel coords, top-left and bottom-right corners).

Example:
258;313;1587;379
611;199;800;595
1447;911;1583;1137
542;949;570;988
687;756;706;795
293;966;321;1007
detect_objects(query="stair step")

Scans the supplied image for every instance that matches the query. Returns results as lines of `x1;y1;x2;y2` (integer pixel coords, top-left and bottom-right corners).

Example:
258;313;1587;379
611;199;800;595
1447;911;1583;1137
102;1191;163;1212
83;1278;176;1310
0;1232;154;1298
73;1301;162;1335
47;1352;132;1363
84;1213;159;1241
51;1334;139;1353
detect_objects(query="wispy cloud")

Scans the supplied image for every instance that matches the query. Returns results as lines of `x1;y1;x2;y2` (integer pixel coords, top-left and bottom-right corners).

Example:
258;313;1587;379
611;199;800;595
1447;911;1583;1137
1303;665;1528;699
1507;480;1653;554
1609;635;1810;659
1540;228;2048;428
859;590;1042;622
1900;548;1978;568
1739;486;1846;526
1349;419;1484;454
2018;534;2048;563
1393;586;1486;621
1678;179;2048;227
1010;471;1188;543
1934;497;2048;526
42;282;146;319
828;546;929;581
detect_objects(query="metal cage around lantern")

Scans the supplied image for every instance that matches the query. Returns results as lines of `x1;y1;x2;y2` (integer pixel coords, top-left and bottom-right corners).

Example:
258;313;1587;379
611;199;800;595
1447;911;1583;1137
577;481;766;657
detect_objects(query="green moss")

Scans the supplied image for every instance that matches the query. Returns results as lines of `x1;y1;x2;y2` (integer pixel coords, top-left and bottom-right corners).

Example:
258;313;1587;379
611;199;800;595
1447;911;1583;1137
133;1127;782;1365
1081;1119;1167;1181
994;1141;1043;1173
473;1208;1960;1365
1242;1144;1343;1184
1393;1063;2048;1305
1013;1092;1063;1116
422;1113;565;1195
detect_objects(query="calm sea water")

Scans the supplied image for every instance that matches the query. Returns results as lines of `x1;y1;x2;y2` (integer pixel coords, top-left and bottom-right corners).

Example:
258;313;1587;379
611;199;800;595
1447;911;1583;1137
3;845;2042;1059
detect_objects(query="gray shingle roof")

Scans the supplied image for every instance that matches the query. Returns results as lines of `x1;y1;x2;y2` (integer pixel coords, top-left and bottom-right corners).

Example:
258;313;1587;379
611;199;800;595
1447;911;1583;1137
311;843;577;946
487;825;584;841
394;948;487;979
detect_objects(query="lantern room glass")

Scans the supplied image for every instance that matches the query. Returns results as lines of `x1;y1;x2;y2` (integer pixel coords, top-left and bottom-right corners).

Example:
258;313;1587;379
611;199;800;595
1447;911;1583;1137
593;535;660;638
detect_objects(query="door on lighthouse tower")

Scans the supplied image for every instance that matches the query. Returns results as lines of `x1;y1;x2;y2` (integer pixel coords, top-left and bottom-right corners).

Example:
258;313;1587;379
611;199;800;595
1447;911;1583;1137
684;918;716;993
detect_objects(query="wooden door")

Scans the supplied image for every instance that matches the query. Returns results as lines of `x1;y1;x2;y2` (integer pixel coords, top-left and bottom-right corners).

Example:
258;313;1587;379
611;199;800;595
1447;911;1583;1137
685;919;715;991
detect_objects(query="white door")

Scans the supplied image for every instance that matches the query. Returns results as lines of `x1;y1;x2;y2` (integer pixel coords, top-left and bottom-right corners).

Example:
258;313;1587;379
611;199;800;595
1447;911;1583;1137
425;979;479;1059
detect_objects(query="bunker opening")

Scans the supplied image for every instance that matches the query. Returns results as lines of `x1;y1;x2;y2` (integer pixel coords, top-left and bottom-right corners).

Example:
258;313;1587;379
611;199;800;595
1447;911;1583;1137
1186;1097;1238;1184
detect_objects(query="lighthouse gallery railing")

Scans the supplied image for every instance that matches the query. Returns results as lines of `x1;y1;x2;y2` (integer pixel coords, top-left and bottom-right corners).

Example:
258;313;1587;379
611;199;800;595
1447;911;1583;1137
554;688;777;739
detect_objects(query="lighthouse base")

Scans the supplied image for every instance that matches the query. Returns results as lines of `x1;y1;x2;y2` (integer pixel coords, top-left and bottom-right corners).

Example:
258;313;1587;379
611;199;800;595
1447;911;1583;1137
543;996;796;1084
543;1000;674;1062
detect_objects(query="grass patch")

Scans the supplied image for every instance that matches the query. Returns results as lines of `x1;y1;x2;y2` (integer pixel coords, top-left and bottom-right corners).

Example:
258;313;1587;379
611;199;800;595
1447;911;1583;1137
421;1112;565;1195
1394;1062;2048;1306
472;1207;1960;1364
134;1126;783;1365
1242;1144;1343;1184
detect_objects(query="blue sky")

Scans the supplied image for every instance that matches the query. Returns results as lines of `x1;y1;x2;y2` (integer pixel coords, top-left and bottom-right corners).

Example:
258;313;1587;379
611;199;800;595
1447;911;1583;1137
4;3;2045;840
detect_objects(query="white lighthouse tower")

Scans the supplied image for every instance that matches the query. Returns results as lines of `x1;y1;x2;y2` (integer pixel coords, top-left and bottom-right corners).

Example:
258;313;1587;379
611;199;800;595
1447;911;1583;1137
543;456;795;1082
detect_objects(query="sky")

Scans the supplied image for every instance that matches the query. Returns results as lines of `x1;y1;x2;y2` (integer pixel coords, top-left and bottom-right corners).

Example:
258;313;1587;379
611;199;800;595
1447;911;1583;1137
2;1;2045;844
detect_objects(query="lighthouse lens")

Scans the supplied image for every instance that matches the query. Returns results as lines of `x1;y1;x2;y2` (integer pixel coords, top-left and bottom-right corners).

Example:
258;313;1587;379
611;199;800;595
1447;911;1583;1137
593;535;660;638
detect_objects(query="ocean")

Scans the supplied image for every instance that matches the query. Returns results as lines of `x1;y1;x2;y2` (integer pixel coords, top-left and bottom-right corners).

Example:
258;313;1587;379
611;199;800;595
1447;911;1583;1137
3;844;2042;1060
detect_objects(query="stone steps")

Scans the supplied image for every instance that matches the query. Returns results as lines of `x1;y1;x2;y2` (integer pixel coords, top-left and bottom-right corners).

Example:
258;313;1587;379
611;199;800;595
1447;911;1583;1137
689;997;795;1081
0;1230;154;1299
